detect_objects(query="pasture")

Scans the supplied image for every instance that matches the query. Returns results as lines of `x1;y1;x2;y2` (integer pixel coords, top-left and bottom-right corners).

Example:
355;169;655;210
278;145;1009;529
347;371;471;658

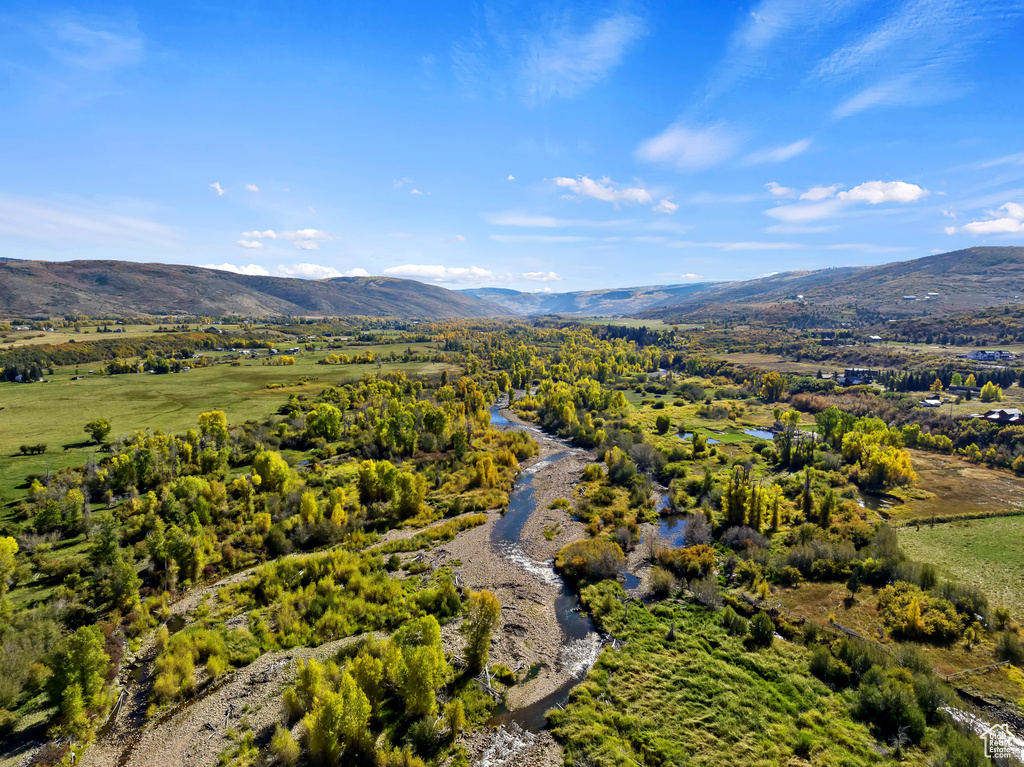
898;516;1024;616
0;352;452;502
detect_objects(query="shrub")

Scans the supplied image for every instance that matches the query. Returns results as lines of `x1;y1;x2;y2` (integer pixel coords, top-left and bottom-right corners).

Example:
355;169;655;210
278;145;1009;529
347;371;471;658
555;539;625;583
878;582;962;643
721;606;748;636
649;567;674;598
996;631;1024;666
656;544;715;580
748;612;775;648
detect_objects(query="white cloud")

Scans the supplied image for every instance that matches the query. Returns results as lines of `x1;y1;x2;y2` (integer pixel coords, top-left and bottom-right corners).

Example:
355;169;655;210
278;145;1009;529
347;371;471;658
393;177;413;189
764;199;845;223
765;182;796;198
744;138;812;165
521;13;647;105
824;243;909;253
490;234;611;243
507;175;516;181
800;184;840;201
239;228;331;250
237;239;263;249
486;212;632;228
837;180;928;204
952;202;1024;235
245;184;259;192
440;234;467;243
520;271;563;282
200;263;269;276
553;176;652;206
383;264;494;284
653;199;679;214
767;180;927;222
636;122;743;172
410;188;423;195
669;240;803;252
275;263;345;279
763;223;838;234
210;182;225;196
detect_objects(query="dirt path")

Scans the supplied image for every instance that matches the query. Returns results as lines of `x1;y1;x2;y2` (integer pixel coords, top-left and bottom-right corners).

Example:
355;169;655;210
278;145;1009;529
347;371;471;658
81;633;380;767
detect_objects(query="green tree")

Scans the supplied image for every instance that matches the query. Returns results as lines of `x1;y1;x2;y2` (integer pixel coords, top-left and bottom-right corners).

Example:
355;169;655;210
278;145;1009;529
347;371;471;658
252;450;291;493
83;418;111;443
305;403;343;441
62;488;85;534
759;371;786;402
48;625;111;732
655;414;671;434
980;381;1004;402
198;410;229;446
461;590;501;673
304;672;371;765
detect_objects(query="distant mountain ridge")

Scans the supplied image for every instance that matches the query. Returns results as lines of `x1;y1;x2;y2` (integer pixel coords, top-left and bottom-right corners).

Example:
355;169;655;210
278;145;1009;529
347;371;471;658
0;260;502;318
460;283;718;316
636;247;1024;322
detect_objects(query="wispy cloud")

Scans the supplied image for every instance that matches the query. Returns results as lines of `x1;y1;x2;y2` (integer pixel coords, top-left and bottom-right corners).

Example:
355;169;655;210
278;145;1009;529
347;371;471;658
211;182;225;196
239;228;331;250
668;240;804;252
486;212;633;228
0;193;175;248
521;271;563;282
200;263;269;276
490;234;616;243
636;122;744;172
765;182;796;198
800;184;840;201
276;263;364;279
652;199;679;214
743;138;812;165
814;0;1022;118
553;176;652;205
245;184;259;192
237;239;263;249
440;234;467;243
521;13;647;105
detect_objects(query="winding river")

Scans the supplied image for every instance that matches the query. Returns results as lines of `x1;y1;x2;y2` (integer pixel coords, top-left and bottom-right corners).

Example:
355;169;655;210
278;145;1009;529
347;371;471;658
486;405;599;732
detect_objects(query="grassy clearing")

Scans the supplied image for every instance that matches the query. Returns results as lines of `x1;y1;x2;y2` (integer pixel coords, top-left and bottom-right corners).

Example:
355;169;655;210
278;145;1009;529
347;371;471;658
772;581;1024;703
0;355;452;500
898;517;1024;616
551;585;903;766
895;451;1024;522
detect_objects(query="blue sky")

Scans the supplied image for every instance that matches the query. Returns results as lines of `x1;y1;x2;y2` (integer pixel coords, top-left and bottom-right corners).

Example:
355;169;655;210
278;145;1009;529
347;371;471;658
1;0;1022;292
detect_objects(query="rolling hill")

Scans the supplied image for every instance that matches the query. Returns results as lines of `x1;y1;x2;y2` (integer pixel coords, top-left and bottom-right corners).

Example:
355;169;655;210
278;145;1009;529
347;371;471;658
636;247;1024;322
0;260;503;319
460;282;718;316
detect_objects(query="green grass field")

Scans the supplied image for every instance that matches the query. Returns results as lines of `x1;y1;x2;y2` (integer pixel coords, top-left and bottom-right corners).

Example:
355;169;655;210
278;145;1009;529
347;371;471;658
552;584;902;766
898;517;1024;615
0;353;452;502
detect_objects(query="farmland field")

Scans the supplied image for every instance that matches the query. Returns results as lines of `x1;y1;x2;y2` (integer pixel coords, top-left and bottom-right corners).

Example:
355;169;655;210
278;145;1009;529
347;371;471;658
898;516;1024;615
0;353;452;500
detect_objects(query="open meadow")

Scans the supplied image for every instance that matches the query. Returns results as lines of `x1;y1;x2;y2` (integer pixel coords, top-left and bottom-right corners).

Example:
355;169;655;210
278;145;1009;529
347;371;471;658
899;517;1024;616
0;351;453;501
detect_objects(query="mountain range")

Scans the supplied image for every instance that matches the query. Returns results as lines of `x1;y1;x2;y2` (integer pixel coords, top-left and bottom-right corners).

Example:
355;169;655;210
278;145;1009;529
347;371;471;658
0;260;498;319
1;247;1022;320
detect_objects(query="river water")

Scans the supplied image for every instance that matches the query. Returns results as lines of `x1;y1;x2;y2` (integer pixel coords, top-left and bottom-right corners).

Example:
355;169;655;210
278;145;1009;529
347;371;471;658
486;405;599;732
